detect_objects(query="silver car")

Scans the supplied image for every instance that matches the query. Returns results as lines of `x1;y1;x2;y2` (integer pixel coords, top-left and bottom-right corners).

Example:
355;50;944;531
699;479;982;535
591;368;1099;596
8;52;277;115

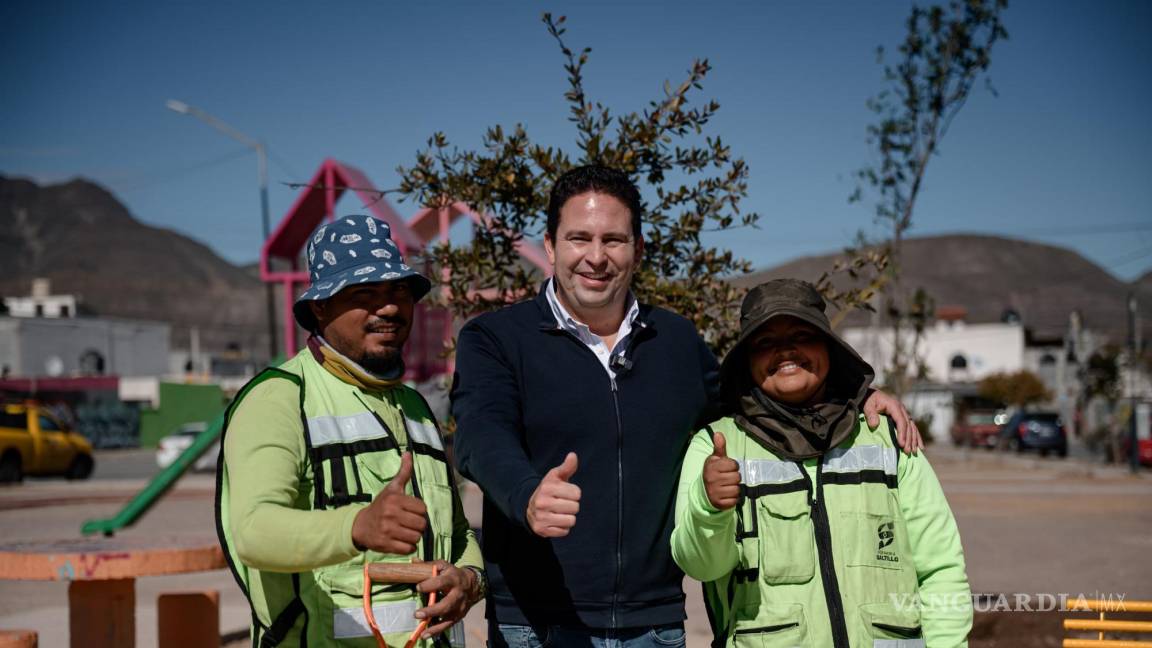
155;422;219;472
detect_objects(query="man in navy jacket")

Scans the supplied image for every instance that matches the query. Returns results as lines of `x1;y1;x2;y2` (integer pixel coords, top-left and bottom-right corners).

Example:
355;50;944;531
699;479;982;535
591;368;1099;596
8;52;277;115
451;165;918;647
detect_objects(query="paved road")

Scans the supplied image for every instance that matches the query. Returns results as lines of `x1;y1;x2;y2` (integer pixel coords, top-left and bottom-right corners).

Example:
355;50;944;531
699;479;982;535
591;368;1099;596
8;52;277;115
89;447;199;481
2;444;1149;647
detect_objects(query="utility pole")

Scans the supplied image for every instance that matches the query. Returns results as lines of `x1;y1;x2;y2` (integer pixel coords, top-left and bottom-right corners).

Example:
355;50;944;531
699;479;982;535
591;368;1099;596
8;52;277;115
1129;292;1139;473
166;100;279;363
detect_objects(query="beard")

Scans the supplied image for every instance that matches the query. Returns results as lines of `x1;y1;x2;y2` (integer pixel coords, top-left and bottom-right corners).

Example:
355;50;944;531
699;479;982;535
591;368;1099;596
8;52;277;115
322;315;409;379
359;347;404;377
354;316;408;378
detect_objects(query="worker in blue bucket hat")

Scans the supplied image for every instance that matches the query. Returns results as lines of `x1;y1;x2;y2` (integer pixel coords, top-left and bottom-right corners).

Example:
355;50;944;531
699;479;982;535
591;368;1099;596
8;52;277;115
217;215;484;647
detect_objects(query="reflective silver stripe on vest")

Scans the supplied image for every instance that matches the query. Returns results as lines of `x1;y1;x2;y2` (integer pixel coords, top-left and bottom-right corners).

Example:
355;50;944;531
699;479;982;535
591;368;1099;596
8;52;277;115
332;601;465;646
307;412;388;447
735;458;805;485
405;416;444;451
334;599;419;637
874;640;925;648
823;445;897;476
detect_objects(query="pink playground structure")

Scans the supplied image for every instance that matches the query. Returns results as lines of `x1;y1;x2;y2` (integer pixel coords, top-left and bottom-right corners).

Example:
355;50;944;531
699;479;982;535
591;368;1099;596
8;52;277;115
260;158;550;380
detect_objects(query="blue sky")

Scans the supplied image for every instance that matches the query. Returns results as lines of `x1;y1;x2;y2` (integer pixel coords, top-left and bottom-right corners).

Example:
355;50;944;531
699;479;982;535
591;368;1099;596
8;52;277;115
3;0;1150;280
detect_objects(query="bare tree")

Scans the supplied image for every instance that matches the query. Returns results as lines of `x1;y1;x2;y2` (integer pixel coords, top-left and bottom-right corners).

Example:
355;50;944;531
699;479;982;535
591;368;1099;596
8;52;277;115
821;0;1009;395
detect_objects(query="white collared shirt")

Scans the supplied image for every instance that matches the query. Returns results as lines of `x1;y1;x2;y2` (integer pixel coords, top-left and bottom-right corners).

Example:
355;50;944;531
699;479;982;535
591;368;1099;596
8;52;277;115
545;278;640;378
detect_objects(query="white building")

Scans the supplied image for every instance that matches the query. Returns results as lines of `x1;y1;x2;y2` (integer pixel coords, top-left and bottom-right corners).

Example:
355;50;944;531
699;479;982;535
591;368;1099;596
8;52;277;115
842;311;1025;386
0;316;170;378
2;278;78;319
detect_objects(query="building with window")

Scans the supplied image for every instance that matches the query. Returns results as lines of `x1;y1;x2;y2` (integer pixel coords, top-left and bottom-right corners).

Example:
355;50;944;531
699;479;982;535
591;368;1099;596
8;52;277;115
840;307;1105;441
0;316;169;379
842;308;1027;386
2;278;78;319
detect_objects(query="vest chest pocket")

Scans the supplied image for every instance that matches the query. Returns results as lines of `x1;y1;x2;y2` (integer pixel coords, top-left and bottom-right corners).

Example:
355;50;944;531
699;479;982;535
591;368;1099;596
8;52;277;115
754;490;815;585
840;489;911;573
356;451;403;495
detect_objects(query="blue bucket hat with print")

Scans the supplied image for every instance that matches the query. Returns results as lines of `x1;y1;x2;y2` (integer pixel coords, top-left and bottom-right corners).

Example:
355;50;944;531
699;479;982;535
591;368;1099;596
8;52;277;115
292;215;432;331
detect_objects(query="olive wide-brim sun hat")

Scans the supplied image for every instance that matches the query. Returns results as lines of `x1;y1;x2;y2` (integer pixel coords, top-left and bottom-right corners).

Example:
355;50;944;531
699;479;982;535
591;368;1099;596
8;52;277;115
292;215;432;332
718;278;870;400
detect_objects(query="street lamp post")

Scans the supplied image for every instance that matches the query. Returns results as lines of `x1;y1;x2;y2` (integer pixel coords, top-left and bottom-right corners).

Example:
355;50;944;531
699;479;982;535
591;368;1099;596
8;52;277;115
166;99;279;363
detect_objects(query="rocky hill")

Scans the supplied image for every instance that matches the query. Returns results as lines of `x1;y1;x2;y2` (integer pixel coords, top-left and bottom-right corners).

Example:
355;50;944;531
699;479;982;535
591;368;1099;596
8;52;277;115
0;176;269;356
734;234;1151;343
2;176;1146;354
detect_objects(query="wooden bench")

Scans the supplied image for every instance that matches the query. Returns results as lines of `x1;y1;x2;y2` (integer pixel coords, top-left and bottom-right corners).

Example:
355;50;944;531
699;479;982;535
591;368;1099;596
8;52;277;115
0;536;225;648
0;630;38;648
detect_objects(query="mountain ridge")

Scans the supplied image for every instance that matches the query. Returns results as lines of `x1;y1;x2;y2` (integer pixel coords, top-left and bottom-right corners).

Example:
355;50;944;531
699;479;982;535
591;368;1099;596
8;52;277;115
1;176;1146;354
734;233;1149;342
0;175;269;356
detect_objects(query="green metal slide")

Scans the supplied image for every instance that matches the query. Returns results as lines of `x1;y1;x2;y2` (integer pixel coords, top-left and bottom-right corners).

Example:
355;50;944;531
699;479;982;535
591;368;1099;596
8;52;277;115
81;413;225;536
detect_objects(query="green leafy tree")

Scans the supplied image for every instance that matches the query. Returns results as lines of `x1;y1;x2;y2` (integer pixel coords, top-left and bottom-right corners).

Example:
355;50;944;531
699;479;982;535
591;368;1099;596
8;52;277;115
820;0;1009;396
1082;345;1121;402
396;14;758;353
1081;345;1125;461
978;370;1051;408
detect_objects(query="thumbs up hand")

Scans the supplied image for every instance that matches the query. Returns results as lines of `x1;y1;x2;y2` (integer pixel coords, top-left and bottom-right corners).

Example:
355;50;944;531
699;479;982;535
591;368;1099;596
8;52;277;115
526;452;581;538
703;432;741;511
351;452;428;555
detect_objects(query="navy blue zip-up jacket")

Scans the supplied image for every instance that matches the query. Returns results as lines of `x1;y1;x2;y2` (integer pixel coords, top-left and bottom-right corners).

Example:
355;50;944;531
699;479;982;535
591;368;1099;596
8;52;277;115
451;289;721;629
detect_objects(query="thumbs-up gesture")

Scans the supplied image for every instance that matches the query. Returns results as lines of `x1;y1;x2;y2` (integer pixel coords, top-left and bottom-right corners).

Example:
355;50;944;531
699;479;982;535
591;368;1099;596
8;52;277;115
526;452;581;538
703;432;741;511
351;452;428;555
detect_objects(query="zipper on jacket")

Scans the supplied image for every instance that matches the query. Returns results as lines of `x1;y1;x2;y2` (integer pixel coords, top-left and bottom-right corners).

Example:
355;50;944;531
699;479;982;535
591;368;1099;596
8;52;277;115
550;321;646;630
610;375;624;629
804;461;851;648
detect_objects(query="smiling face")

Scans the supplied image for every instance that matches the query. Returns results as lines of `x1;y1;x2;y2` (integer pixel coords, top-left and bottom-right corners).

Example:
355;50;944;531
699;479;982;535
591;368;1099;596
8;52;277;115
309;280;414;373
747;315;831;406
544;191;643;333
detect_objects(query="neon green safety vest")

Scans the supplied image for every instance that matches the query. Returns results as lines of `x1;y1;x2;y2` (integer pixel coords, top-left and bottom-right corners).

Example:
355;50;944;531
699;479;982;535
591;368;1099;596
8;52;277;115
217;350;465;647
702;417;927;648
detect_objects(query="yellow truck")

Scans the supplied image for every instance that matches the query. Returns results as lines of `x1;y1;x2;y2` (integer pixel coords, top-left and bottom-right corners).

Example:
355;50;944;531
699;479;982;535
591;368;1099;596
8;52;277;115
0;402;94;483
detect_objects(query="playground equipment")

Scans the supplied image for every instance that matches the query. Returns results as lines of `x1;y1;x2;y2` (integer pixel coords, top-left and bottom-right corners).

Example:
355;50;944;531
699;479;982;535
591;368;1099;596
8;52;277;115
80;414;223;536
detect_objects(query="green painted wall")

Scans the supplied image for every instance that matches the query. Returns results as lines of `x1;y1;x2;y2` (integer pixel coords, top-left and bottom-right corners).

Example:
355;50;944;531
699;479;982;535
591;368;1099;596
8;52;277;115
137;382;227;448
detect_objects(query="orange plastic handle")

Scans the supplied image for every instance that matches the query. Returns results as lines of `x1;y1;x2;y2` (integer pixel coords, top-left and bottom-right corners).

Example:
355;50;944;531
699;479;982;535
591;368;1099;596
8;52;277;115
363;562;388;648
405;565;438;648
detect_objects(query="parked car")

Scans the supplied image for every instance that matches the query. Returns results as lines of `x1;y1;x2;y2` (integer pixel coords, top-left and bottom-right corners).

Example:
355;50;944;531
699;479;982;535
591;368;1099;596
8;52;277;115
1120;436;1152;467
0;402;94;483
999;411;1068;457
950;409;1006;449
155;422;218;472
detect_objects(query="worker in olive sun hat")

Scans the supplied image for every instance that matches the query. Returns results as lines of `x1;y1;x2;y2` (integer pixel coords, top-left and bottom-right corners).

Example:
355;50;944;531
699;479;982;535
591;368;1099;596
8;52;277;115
672;278;972;648
217;215;484;647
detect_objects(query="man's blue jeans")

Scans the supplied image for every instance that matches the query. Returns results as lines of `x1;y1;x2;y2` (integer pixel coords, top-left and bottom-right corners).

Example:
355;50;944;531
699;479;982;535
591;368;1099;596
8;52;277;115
490;623;686;648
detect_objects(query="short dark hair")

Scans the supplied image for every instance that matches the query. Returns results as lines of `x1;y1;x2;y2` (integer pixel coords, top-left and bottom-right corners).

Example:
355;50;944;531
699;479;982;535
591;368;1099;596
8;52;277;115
546;165;643;240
